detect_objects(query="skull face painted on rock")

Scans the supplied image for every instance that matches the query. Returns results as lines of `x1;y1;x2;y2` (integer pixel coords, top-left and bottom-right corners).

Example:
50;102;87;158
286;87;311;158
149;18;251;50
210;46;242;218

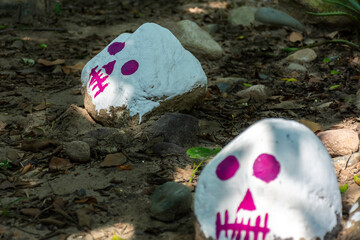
215;153;280;240
194;118;342;240
81;23;207;122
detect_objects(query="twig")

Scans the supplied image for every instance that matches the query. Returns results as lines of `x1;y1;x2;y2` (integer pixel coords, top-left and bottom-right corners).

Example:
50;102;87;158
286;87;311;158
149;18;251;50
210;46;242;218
344;151;354;169
0;28;67;35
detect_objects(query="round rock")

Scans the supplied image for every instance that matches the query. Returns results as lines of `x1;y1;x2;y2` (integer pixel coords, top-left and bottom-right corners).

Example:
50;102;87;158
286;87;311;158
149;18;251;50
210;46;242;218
64;141;91;163
150;182;192;222
174;20;223;60
317;129;359;157
284;48;317;63
228;6;258;27
195;118;342;240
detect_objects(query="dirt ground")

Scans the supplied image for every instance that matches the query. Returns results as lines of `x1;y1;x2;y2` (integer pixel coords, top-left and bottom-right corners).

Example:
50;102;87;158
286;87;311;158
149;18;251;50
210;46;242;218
1;0;360;239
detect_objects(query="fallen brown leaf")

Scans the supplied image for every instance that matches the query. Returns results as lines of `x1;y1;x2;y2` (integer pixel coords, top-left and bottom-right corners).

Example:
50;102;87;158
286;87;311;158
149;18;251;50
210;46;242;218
20;208;41;217
38;58;65;66
76;208;92;228
299;119;323;133
21;139;60;153
39;218;65;227
20;163;32;175
100;153;127;167
49;157;73;171
62;62;85;74
74;197;98;204
289;32;303;42
118;165;132;170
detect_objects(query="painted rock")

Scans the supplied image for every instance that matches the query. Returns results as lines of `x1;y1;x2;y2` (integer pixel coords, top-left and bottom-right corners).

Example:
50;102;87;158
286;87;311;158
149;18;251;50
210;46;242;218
81;23;207;127
194;118;341;240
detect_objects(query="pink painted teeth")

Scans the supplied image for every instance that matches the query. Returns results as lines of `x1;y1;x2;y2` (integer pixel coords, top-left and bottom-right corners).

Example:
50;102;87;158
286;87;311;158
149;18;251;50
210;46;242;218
88;41;139;98
216;210;269;240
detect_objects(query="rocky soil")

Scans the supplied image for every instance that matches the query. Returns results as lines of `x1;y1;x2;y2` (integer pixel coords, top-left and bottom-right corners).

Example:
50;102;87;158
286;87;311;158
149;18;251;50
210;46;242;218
0;0;360;239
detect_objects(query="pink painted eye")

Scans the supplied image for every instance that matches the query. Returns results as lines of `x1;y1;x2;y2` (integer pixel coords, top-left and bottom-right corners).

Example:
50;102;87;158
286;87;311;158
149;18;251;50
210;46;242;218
102;60;116;75
253;153;280;183
216;155;239;181
121;60;139;75
108;42;125;55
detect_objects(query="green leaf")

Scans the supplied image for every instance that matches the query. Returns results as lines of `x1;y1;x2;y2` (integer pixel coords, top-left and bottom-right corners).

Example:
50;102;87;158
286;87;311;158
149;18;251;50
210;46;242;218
307;11;359;22
340;183;348;193
329;84;340;90
331;70;340;75
39;43;47;48
112;231;124;240
282;47;299;52
281;78;297;83
0;25;6;29
324;0;358;12
21;57;35;66
323;57;331;63
355;174;360;185
186;147;221;159
55;2;61;15
243;83;252;87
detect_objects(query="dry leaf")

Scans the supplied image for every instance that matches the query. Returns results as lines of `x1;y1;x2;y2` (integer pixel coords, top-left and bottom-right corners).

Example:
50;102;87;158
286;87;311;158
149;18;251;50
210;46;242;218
289;32;303;42
20;163;32;175
100;153;127;167
299;119;323;133
38;58;65;66
74;197;98;204
21;139;60;153
49;157;73;171
33;102;48;111
21;208;41;217
39;218;65;227
76;208;92;228
118;165;132;170
62;62;85;74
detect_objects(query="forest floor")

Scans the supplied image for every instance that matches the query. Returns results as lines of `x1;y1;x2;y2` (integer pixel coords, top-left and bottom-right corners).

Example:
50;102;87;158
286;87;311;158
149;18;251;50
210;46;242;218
0;0;360;239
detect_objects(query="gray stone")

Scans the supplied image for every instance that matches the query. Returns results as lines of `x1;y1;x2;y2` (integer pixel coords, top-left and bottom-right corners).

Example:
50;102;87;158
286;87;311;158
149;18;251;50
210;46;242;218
202;24;219;34
255;7;305;32
150;182;192;222
287;62;307;72
148;113;199;147
152;142;185;156
284;48;317;63
318;129;359;157
228;6;258;27
64;141;91;163
236;84;271;103
173;20;223;60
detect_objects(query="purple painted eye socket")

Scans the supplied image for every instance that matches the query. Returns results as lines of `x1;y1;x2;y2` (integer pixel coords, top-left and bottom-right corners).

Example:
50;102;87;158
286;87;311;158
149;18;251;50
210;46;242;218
216;155;239;181
253;153;280;183
108;42;125;55
121;60;139;75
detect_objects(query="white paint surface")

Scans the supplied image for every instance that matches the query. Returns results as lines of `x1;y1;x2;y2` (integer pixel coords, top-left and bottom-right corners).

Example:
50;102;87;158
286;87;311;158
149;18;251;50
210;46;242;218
81;23;207;121
195;118;342;240
349;201;359;215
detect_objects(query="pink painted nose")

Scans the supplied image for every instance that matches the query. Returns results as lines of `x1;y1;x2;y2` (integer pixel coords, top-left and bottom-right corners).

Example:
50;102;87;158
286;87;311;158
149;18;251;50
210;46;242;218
237;189;256;212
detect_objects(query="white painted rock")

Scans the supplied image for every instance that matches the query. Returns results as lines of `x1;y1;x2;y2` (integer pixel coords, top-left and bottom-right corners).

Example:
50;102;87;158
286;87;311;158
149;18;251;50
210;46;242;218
174;20;223;60
343;198;360;239
194;118;341;240
81;23;207;126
